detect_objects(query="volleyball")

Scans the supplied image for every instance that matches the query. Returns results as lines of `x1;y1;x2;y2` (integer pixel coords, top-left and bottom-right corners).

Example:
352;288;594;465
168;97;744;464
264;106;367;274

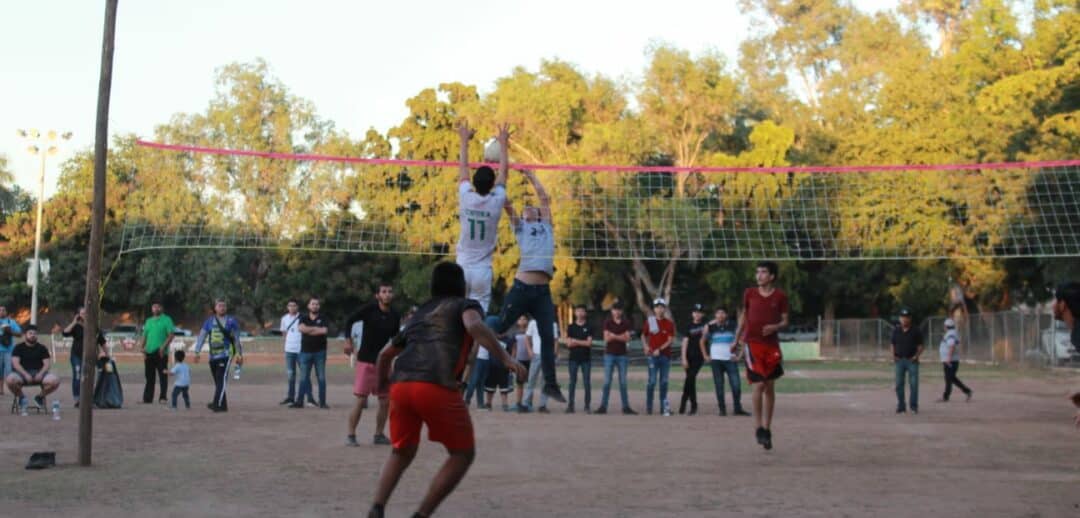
483;139;504;163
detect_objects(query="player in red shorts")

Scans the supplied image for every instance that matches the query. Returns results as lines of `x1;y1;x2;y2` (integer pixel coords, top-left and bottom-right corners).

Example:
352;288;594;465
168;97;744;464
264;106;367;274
368;262;527;518
734;261;789;451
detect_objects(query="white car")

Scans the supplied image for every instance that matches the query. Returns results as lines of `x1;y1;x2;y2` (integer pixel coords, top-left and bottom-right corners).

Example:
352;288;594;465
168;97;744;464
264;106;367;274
1041;320;1079;365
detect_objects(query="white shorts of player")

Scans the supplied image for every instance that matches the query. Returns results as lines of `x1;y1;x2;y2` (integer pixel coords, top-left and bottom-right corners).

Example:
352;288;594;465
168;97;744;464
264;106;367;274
460;264;493;314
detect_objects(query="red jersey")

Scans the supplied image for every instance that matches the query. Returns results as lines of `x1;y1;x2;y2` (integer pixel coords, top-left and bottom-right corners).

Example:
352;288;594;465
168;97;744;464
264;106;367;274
643;317;675;357
742;287;789;347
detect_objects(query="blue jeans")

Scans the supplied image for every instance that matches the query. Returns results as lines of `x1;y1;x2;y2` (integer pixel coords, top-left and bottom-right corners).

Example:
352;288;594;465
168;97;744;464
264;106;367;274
490;281;558;388
895;359;919;411
298;350;327;406
464;358;490;407
0;350;11;390
646;355;671;413
600;354;630;410
70;355;83;399
709;359;743;411
284;352;299;401
568;359;591;409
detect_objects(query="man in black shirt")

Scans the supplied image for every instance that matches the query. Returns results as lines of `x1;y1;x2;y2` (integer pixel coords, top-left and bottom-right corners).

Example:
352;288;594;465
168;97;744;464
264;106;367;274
369;262;526;518
62;307;106;404
891;308;924;414
345;282;400;446
5;326;60;410
294;297;330;409
679;304;708;415
564;305;593;414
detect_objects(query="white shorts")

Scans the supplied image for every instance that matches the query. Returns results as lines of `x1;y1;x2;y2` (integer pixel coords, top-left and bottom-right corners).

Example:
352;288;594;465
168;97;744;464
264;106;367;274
459;264;493;314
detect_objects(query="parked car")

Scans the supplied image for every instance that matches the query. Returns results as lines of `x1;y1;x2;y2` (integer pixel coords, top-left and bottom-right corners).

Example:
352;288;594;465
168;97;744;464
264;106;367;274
1041;320;1079;365
172;327;192;337
779;325;818;343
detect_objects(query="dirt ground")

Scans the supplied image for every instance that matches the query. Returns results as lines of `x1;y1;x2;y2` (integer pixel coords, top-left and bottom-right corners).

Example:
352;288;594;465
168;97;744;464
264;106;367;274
1;356;1078;517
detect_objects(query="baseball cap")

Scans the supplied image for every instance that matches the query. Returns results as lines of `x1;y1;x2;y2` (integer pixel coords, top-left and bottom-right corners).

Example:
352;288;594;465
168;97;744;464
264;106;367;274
944;318;956;329
691;303;704;312
898;308;912;317
652;298;667;307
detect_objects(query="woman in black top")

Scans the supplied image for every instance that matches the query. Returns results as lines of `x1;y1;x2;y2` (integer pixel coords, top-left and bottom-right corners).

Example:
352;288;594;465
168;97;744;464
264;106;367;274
679;304;708;415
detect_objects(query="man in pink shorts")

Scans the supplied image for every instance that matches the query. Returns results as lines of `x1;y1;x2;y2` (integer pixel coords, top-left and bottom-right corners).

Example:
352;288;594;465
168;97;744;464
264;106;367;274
345;282;401;446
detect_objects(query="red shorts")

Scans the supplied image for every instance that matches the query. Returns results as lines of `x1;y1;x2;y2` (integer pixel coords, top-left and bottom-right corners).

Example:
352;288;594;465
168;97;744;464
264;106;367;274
744;341;784;383
353;362;384;398
389;381;475;451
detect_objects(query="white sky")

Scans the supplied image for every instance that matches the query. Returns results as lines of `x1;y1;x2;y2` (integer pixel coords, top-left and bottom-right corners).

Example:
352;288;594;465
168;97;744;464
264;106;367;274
0;0;898;199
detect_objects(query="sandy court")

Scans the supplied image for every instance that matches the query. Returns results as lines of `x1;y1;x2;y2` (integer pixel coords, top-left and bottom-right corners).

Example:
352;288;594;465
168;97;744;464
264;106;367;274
1;356;1078;517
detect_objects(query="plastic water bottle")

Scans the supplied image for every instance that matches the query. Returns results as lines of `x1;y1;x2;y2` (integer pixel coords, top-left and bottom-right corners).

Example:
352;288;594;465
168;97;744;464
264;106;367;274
51;400;60;421
19;397;28;417
233;364;242;380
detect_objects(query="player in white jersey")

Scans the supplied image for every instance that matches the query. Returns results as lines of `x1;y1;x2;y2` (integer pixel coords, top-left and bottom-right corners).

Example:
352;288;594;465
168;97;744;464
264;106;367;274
455;122;509;313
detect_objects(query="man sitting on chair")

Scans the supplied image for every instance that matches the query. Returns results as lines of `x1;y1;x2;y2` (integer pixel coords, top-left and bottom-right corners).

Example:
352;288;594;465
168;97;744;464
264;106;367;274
5;325;60;411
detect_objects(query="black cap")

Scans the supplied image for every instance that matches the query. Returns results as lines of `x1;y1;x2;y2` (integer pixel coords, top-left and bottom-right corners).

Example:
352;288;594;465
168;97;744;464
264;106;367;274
23;324;37;332
692;303;704;312
898;308;912;317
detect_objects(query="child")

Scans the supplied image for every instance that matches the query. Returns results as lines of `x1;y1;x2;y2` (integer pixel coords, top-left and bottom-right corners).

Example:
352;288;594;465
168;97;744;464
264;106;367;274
483;333;516;412
170;350;191;410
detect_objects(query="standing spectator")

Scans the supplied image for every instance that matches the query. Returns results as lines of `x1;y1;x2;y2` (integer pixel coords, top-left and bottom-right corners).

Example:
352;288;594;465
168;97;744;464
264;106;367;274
643;298;675;416
483;332;516;412
938;318;973;403
678;304;707;415
170;350;191;410
463;341;490;409
596;302;636;415
62;307;106;406
295;297;330;409
1050;282;1080;426
345;283;401;446
0;305;22;397
891;308;923;415
279;299;304;406
523;317;560;413
704;308;749;416
194;299;243;413
139;302;175;404
512;315;533;412
5;325;60;411
735;261;790;450
565;305;593;414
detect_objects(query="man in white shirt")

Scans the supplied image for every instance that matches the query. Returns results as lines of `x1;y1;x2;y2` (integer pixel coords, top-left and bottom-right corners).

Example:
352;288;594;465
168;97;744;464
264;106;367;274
455;122;510;314
279;299;303;405
522;318;560;413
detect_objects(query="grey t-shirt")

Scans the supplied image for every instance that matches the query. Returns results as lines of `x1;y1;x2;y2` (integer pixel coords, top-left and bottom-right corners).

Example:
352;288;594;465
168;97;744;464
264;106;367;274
515;220;554;277
939;330;960;362
390;296;483;390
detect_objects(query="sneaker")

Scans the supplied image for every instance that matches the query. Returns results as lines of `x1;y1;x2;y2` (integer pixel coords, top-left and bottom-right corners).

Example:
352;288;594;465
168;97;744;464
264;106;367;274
565;406;575;414
896;408;906;414
755;427;766;446
502;404;511;412
594;407;607;415
965;391;973;402
688;406;698;416
542;384;567;403
718;408;727;416
733;409;751;416
159;398;168;405
537;406;550;414
207;402;217;411
346;435;359;447
517;404;532;414
279;398;295;406
319;403;330;410
622;407;638;415
662;408;672;417
584;407;592;415
373;434;391;446
289;402;305;409
646;408;653;415
911;408;918;415
73;401;79;409
212;405;228;413
762;429;773;450
33;395;45;409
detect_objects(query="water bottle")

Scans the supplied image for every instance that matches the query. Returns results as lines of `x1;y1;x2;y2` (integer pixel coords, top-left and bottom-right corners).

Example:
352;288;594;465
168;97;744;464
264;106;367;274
51;400;61;421
233;364;242;380
19;397;28;417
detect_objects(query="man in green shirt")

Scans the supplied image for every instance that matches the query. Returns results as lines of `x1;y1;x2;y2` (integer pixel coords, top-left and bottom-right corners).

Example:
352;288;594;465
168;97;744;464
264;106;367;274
139;302;175;404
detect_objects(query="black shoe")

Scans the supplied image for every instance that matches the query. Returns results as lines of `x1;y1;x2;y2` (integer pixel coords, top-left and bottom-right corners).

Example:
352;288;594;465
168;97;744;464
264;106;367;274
911;408;918;415
542;384;566;404
34;395;45;408
594;407;607;415
965;391;973;402
565;406;575;414
755;427;766;446
289;402;305;409
763;428;773;450
718;407;727;416
896;407;906;414
646;408;653;415
622;407;638;415
373;434;391;446
346;435;359;447
537;406;550;414
159;398;168;405
688;405;698;416
279;398;294;406
733;409;751;416
517;404;532;413
212;405;227;413
319;403;330;410
584;406;592;415
207;403;217;411
678;404;687;415
73;401;79;409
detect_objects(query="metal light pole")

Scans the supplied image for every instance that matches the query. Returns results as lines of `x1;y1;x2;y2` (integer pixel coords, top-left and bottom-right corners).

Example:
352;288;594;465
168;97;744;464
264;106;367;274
16;129;72;325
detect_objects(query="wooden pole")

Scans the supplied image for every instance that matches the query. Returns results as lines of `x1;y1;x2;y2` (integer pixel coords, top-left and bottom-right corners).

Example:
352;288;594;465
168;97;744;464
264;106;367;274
78;0;119;467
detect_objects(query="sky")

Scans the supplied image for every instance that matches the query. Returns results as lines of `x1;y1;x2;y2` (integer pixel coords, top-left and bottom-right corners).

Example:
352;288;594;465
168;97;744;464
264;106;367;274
0;0;899;199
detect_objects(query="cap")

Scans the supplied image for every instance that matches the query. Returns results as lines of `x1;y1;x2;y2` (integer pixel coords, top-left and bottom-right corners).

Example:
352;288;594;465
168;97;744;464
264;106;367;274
652;298;667;307
944;318;956;329
898;308;912;317
691;303;704;312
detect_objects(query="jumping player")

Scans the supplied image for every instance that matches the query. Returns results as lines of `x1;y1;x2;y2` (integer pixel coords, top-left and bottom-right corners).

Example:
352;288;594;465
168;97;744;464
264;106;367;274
368;262;527;518
455;121;509;314
734;261;789;450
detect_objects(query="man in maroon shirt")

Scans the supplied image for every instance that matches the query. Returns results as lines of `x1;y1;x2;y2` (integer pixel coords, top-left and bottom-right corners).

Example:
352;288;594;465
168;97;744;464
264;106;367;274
596;302;637;415
642;298;675;416
735;261;789;450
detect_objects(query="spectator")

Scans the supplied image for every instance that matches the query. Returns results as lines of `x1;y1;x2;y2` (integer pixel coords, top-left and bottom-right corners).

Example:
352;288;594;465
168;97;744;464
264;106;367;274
704;308;749;416
170;349;191;410
678;303;707;415
565;305;593;414
139;302;175;404
891;308;923;415
0;305;22;397
511;315;533;412
643;298;675;416
937;318;973;403
596;302;636;415
5;325;60;412
1051;282;1079;426
194;299;243;413
295;297;330;409
523;317;559;413
345;283;401;446
278;299;304;405
62;307;106;407
483;332;515;412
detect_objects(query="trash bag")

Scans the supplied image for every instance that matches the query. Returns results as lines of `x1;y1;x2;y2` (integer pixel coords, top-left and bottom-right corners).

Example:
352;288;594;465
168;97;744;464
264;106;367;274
93;358;123;409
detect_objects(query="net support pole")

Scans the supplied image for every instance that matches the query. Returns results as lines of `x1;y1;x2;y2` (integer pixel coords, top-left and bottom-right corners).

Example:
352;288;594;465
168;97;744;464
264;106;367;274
78;0;118;468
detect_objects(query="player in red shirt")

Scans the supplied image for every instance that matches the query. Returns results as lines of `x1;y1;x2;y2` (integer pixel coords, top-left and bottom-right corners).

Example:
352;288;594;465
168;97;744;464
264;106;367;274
735;261;789;450
642;298;676;416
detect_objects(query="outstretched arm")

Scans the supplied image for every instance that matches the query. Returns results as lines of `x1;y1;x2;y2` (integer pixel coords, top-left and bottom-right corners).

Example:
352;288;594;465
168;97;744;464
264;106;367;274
521;169;552;222
496;123;510;188
458;122;475;184
504;199;520;228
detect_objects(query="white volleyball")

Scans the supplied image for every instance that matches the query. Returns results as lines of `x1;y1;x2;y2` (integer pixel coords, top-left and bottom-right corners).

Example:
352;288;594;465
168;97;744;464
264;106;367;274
483;139;505;163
